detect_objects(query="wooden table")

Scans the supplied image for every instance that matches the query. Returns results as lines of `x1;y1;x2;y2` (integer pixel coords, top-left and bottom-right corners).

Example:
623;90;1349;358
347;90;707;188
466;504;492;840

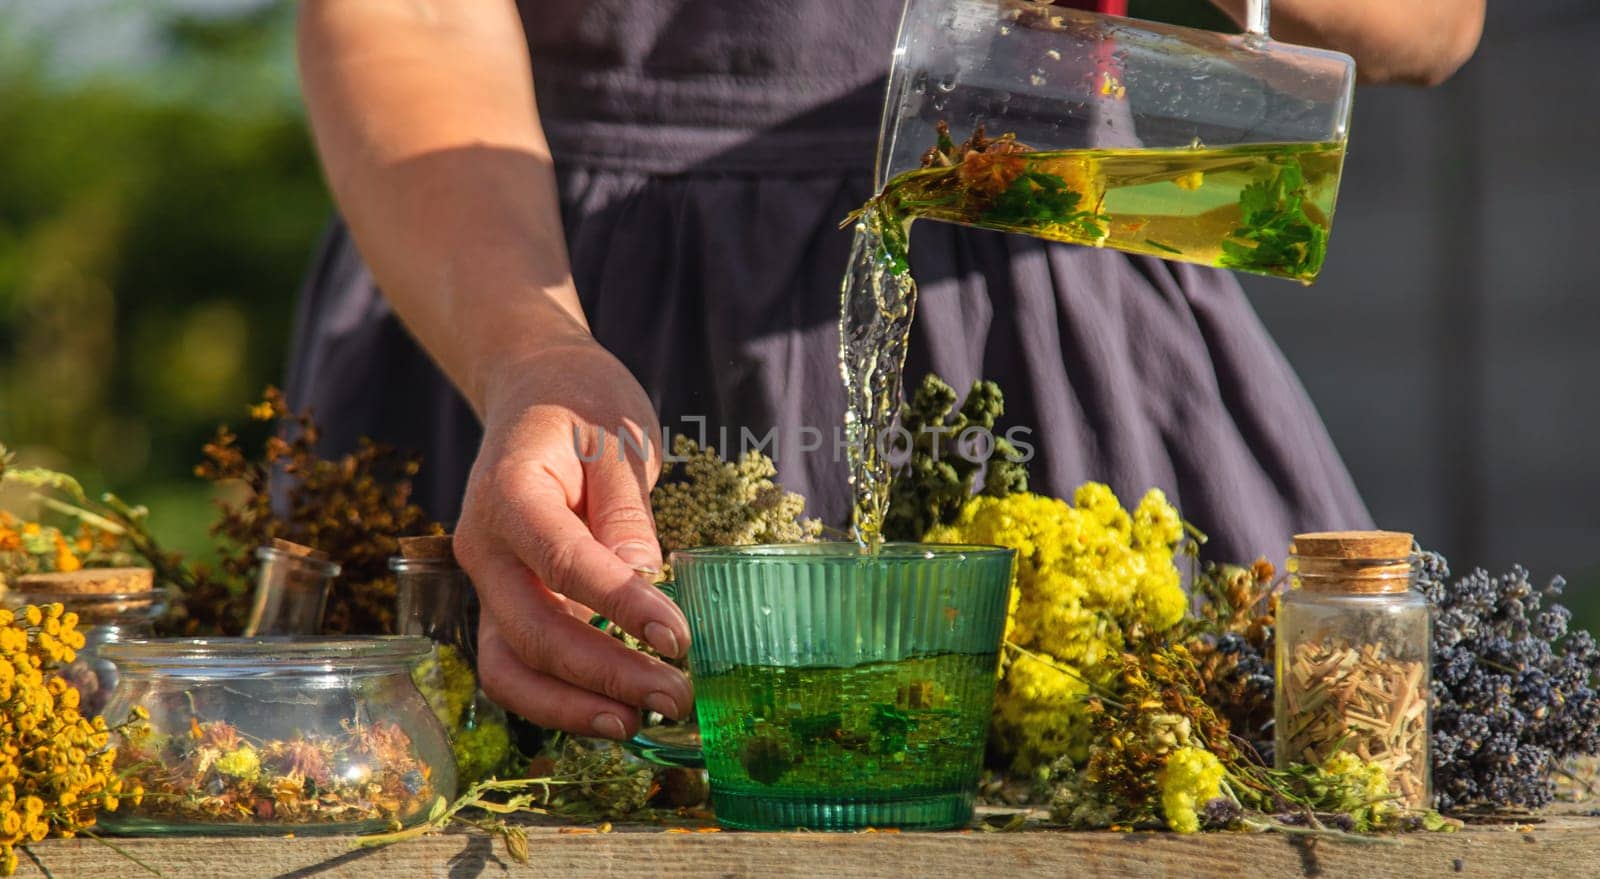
17;812;1600;879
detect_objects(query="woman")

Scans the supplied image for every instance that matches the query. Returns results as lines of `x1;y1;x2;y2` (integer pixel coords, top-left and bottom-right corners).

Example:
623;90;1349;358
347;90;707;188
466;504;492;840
289;0;1484;740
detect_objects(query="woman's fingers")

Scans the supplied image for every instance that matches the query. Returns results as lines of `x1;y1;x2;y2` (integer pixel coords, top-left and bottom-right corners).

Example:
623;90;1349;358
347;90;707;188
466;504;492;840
467;548;692;720
496;463;689;659
477;614;641;739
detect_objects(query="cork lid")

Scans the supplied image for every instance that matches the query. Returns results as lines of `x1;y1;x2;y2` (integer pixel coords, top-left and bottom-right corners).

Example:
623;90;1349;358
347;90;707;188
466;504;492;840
14;567;154;595
1291;531;1414;560
269;537;331;562
1290;530;1414;593
398;535;454;561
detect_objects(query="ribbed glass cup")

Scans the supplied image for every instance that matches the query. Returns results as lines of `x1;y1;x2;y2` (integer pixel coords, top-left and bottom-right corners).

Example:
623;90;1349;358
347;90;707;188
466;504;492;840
669;542;1014;831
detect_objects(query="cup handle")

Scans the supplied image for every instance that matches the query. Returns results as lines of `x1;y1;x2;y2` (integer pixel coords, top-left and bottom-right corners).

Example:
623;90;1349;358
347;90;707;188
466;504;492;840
588;581;705;768
627;724;704;768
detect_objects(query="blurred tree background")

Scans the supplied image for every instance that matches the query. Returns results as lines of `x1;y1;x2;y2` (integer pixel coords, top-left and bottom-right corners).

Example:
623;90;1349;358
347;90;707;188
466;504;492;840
0;1;323;559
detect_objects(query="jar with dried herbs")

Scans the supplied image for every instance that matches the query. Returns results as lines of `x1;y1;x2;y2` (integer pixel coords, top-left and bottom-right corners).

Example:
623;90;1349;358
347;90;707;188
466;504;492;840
4;567;165;718
1275;531;1431;808
98;637;456;834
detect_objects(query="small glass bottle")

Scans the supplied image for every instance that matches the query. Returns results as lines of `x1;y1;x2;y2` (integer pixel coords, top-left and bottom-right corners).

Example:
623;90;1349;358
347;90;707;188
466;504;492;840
1275;531;1432;808
391;534;513;785
244;538;340;636
6;567;166;718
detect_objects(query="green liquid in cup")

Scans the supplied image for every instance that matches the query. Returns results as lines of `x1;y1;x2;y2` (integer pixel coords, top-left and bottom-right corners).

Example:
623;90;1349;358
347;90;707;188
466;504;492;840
652;543;1015;831
697;652;998;829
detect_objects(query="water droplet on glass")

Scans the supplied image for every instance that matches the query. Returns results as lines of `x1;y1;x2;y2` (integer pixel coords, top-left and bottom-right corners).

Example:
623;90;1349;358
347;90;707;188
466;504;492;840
761;605;773;616
1029;72;1047;87
998;24;1011;36
936;75;957;93
931;95;947;111
1045;48;1062;61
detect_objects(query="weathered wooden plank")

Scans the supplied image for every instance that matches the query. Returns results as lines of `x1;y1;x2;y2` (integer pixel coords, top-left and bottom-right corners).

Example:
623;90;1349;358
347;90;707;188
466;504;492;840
15;817;1600;879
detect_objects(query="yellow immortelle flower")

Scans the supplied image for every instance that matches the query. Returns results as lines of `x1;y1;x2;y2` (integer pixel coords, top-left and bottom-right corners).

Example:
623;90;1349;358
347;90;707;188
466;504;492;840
1158;746;1226;833
926;484;1186;771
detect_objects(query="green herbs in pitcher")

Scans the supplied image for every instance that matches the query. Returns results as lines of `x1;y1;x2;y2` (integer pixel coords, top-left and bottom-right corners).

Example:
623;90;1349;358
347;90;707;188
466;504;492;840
882;122;1341;283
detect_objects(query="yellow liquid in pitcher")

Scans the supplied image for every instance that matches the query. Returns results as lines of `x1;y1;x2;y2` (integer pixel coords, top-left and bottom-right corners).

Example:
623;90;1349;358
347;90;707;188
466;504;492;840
884;140;1344;283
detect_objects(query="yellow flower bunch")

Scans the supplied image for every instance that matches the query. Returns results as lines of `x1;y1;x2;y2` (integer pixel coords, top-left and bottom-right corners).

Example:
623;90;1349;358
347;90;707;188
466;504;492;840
0;604;141;875
1157;746;1225;833
925;483;1186;770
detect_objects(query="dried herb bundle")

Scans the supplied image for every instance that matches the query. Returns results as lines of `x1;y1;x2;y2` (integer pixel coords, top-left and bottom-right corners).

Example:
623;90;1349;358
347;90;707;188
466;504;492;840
1184;559;1279;761
1419;551;1600;811
651;434;822;563
176;388;438;635
881;373;1029;542
1282;639;1429;806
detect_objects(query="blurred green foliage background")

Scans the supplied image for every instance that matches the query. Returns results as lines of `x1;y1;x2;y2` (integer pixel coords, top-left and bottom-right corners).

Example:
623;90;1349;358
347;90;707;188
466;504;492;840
0;3;322;559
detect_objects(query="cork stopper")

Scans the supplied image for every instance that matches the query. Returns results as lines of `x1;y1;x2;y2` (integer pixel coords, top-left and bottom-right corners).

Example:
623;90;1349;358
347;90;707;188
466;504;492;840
14;567;155;595
398;535;455;562
1291;530;1414;593
269;537;331;562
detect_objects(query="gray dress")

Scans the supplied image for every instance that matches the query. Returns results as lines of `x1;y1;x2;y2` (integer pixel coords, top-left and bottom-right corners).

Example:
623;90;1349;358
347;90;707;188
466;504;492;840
284;0;1372;565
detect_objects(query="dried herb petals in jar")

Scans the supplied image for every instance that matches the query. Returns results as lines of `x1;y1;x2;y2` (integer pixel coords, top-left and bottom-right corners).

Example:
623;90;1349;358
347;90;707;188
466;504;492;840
1275;530;1432;808
98;636;456;835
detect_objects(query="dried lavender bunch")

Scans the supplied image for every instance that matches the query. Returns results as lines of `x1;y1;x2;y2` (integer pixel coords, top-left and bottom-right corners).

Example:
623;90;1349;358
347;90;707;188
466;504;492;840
1419;550;1600;811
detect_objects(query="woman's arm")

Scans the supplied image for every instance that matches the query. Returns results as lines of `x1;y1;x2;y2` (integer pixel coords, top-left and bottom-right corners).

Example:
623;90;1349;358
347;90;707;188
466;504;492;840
1209;0;1486;86
297;0;693;739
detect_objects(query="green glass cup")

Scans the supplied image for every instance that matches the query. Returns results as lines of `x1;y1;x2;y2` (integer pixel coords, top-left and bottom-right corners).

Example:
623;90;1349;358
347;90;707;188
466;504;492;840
635;542;1015;831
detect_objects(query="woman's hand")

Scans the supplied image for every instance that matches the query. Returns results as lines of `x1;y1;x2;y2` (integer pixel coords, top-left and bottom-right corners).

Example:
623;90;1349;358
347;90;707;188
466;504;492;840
1209;0;1485;86
454;341;693;740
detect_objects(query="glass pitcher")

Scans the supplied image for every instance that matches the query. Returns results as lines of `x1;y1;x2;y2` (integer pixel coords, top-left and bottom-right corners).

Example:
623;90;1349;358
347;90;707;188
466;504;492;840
875;0;1354;282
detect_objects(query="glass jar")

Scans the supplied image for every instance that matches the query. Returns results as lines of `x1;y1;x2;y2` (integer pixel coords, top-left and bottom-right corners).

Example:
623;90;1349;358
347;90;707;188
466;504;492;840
392;535;514;785
6;568;166;718
1275;531;1431;808
244;539;340;636
98;636;457;835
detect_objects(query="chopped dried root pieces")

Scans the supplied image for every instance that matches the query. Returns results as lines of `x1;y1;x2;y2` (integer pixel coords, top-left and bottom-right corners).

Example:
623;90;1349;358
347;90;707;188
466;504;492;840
1283;639;1429;806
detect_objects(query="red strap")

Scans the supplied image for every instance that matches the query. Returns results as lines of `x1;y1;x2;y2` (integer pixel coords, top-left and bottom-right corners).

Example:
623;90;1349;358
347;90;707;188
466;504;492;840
1055;0;1128;14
